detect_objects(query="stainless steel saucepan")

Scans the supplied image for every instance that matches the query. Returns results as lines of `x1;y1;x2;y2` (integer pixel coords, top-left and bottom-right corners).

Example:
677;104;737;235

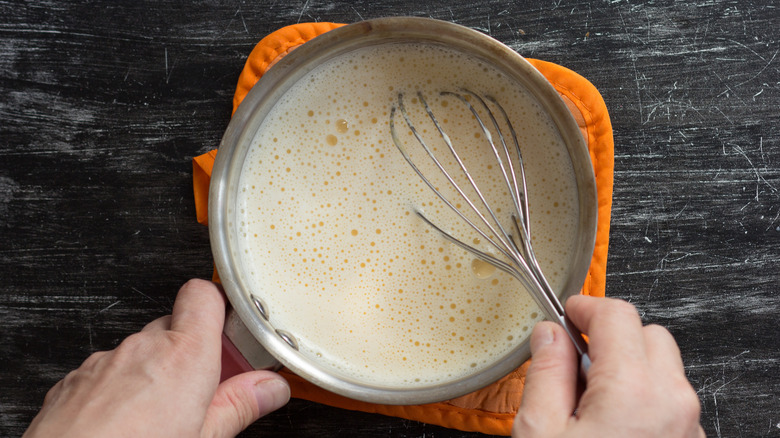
209;16;597;405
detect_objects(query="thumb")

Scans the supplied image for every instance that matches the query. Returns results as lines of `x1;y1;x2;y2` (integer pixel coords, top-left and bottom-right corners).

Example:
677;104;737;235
201;371;290;438
512;321;578;437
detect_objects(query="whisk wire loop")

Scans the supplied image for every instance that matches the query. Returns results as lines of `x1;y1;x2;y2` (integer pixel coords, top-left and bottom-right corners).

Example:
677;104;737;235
445;91;524;236
390;90;551;314
417;91;525;266
390;92;544;290
484;94;531;236
391;94;518;265
389;89;590;369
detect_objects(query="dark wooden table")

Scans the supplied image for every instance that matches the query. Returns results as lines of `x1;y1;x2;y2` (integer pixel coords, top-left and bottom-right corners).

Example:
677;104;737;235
2;1;778;436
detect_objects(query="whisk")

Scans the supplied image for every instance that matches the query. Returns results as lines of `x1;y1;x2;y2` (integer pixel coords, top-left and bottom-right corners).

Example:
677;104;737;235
389;90;591;372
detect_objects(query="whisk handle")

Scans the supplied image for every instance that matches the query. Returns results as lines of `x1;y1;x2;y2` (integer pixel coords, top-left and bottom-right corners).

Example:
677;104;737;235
580;352;592;374
559;313;591;374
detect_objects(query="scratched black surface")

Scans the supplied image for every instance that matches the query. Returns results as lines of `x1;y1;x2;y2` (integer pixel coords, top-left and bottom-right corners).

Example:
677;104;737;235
1;1;778;437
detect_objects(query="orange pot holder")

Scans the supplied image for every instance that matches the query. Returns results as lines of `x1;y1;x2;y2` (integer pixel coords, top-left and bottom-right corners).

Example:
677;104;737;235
192;22;614;436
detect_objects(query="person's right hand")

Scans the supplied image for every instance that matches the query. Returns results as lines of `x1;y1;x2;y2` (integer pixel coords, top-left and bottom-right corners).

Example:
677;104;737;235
513;295;704;438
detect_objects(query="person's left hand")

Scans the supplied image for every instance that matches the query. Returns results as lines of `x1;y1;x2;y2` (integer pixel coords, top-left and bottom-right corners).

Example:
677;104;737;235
24;279;290;438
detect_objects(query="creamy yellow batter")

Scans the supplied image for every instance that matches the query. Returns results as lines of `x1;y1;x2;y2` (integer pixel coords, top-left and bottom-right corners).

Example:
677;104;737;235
236;42;579;387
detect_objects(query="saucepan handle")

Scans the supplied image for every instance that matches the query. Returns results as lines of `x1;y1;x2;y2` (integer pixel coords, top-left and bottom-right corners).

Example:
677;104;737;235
220;307;283;382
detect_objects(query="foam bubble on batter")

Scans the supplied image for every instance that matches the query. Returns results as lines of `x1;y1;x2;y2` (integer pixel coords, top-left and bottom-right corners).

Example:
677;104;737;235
235;43;578;388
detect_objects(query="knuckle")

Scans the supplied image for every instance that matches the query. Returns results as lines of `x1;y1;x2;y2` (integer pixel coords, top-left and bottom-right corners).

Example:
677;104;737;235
679;387;702;421
118;331;174;356
111;333;150;362
118;331;147;351
660;379;702;432
81;350;108;368
608;299;638;316
643;323;671;338
599;299;641;324
60;368;80;386
43;379;64;404
113;332;171;367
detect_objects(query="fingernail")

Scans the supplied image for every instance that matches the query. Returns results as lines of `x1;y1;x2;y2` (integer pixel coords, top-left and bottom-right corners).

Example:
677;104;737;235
530;323;555;354
254;378;290;416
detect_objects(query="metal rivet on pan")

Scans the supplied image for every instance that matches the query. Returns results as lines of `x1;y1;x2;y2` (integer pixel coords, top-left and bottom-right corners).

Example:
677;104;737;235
276;329;299;351
250;294;269;321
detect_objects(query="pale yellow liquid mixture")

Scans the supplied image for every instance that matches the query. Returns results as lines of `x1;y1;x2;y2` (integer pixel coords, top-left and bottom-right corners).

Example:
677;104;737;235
236;42;579;388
